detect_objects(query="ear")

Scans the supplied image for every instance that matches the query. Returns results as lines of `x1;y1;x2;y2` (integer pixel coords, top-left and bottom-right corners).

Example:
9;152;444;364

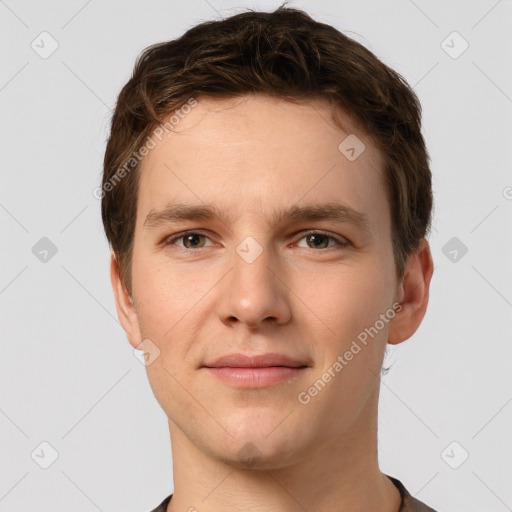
388;238;434;345
110;251;141;349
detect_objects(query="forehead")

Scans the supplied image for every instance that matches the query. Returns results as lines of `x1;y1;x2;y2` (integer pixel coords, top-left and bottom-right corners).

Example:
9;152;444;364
136;94;388;235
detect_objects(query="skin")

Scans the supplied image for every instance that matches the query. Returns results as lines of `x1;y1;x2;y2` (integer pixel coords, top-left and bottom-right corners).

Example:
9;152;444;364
111;94;434;512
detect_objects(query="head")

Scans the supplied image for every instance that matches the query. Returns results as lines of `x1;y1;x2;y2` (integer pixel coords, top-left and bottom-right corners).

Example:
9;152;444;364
102;6;433;468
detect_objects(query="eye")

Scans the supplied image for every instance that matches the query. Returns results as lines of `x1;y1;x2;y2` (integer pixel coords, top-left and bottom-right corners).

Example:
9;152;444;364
163;231;348;251
165;231;214;249
296;231;348;249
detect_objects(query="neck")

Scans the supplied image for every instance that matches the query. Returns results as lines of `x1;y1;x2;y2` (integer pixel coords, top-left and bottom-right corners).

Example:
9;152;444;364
166;390;402;512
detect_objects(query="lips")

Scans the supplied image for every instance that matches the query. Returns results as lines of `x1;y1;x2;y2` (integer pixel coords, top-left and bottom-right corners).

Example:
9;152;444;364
203;352;308;369
203;353;309;389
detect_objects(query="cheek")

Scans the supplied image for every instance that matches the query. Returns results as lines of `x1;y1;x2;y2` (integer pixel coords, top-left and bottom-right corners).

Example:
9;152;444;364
295;259;393;343
298;264;392;411
132;265;173;336
132;251;206;334
133;259;207;416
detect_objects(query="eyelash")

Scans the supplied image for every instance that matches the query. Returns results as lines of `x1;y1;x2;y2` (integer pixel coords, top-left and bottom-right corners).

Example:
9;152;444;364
163;230;350;250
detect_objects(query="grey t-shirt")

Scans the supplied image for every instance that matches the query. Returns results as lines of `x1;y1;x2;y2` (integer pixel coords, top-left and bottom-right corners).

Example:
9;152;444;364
149;474;438;511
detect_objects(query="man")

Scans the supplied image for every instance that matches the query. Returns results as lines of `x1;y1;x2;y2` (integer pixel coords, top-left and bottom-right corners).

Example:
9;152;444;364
101;6;436;511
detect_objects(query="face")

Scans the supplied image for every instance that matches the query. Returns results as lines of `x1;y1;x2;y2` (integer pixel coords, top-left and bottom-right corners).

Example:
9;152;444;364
114;94;411;469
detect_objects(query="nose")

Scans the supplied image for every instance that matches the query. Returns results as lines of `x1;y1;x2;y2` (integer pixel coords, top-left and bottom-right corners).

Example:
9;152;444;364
216;244;292;328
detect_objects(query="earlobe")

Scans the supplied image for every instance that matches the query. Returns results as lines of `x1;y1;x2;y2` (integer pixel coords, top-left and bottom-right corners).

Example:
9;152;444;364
110;251;141;349
387;238;434;345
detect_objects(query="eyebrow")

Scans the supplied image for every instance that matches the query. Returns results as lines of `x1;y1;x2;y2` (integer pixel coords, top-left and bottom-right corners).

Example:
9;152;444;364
143;202;372;234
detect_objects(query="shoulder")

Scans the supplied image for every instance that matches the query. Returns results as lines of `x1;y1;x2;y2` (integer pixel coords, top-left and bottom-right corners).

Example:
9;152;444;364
387;475;438;512
148;493;173;512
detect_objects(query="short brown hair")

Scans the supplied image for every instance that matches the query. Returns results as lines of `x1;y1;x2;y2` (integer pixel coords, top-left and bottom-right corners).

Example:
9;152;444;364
101;4;432;294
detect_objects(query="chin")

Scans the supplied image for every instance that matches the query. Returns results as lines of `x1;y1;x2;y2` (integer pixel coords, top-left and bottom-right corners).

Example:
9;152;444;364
209;424;308;470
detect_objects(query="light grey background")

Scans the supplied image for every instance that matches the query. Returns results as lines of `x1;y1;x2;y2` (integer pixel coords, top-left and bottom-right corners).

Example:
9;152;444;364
1;0;511;511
